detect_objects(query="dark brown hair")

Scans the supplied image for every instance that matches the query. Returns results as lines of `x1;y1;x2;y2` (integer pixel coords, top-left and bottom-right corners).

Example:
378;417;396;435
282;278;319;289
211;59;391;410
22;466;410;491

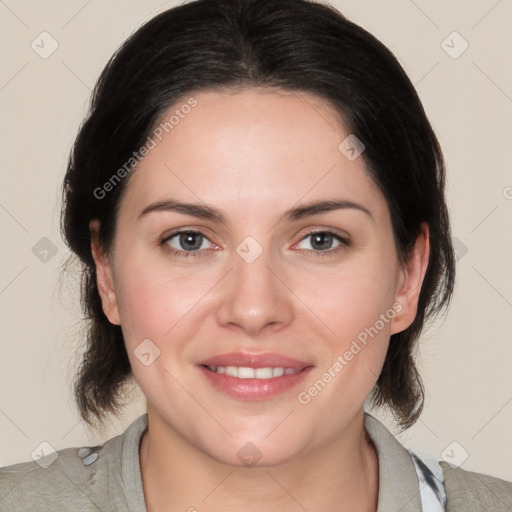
61;0;455;431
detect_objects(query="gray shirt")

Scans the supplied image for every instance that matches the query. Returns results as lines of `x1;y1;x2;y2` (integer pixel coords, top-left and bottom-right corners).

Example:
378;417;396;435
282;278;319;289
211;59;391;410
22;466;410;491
1;413;511;511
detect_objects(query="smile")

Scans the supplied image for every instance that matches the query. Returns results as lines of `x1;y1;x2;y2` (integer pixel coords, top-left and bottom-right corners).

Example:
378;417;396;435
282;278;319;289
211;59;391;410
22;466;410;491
198;353;314;400
204;365;300;379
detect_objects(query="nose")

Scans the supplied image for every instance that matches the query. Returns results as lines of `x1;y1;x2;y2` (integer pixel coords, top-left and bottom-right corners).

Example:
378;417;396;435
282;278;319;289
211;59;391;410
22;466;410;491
215;248;294;336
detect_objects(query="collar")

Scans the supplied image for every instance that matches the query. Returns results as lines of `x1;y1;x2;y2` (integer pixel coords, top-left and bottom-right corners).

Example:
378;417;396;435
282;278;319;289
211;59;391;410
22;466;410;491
364;413;422;511
121;413;422;512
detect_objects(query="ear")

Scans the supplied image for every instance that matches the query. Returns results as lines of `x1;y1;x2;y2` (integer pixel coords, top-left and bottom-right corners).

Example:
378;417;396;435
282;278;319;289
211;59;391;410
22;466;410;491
390;222;430;335
89;219;121;325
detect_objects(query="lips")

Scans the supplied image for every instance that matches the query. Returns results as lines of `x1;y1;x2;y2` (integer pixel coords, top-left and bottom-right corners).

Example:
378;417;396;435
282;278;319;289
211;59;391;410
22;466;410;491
199;352;310;370
198;352;314;400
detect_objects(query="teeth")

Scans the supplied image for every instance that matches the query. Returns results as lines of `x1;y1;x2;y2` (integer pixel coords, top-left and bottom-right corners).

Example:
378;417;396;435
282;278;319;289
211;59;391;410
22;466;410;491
206;365;299;379
225;366;238;377
255;367;273;379
272;367;285;377
237;367;255;379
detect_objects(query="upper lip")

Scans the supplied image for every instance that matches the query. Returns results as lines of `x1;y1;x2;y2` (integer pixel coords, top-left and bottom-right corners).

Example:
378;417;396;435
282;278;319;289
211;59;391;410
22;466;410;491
199;352;312;370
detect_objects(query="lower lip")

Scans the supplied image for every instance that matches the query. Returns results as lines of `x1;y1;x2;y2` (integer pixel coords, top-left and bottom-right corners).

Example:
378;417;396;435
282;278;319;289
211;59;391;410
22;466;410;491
198;365;314;400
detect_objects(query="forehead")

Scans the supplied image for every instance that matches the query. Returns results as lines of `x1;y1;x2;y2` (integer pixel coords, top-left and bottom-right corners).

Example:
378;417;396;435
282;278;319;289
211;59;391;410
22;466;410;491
120;88;387;220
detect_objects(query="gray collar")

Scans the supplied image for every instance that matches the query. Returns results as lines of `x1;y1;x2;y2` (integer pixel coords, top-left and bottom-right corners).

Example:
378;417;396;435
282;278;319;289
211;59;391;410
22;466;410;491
364;413;422;511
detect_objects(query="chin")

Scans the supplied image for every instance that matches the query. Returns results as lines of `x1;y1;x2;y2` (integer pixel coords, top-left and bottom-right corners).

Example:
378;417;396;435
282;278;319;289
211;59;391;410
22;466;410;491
198;428;304;468
210;443;297;468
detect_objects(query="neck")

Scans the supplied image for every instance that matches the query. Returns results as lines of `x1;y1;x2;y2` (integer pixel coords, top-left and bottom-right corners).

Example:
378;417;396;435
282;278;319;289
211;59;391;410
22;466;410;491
139;409;379;512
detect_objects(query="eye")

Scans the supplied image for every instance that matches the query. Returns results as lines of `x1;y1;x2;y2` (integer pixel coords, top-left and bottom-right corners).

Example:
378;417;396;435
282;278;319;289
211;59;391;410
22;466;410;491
163;230;214;254
296;231;348;252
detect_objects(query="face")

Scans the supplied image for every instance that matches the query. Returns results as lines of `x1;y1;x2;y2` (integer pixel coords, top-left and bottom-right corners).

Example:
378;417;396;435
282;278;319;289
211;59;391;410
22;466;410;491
92;88;428;467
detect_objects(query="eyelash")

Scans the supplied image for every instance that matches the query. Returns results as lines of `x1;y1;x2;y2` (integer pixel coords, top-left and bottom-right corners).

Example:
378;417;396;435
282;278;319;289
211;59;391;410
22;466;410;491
295;230;351;257
160;230;213;259
160;229;351;259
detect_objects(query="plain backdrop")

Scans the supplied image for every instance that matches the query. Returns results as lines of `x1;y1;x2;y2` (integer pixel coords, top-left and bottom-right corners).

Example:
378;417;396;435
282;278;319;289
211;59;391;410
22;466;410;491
0;0;511;481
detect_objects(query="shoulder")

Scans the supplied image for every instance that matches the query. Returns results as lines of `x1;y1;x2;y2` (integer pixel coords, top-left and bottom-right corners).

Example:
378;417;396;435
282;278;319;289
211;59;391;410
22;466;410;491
441;461;512;512
0;414;148;512
0;441;119;511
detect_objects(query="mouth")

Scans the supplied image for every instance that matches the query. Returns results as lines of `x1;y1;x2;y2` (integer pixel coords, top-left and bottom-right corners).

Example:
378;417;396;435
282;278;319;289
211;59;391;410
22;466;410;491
198;352;314;400
203;365;300;379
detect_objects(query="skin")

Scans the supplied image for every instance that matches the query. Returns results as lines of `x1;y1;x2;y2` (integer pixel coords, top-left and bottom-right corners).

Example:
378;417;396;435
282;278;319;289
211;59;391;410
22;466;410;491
91;88;429;512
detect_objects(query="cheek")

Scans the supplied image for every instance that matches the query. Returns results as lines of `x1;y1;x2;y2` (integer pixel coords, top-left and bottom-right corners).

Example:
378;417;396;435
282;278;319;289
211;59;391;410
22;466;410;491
112;256;177;343
112;260;206;402
112;255;219;352
296;254;400;342
291;252;398;407
115;273;171;343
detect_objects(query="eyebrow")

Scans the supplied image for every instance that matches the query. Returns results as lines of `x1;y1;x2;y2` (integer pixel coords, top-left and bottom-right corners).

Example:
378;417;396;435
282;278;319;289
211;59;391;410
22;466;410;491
138;198;373;223
139;199;225;222
282;199;373;222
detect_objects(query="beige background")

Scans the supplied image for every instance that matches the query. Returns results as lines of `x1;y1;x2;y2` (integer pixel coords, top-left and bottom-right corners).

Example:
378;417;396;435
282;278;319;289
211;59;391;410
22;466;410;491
0;0;511;481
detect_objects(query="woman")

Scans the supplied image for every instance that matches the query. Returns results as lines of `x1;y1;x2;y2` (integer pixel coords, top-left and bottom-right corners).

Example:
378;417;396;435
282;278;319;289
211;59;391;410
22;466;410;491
1;0;510;510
